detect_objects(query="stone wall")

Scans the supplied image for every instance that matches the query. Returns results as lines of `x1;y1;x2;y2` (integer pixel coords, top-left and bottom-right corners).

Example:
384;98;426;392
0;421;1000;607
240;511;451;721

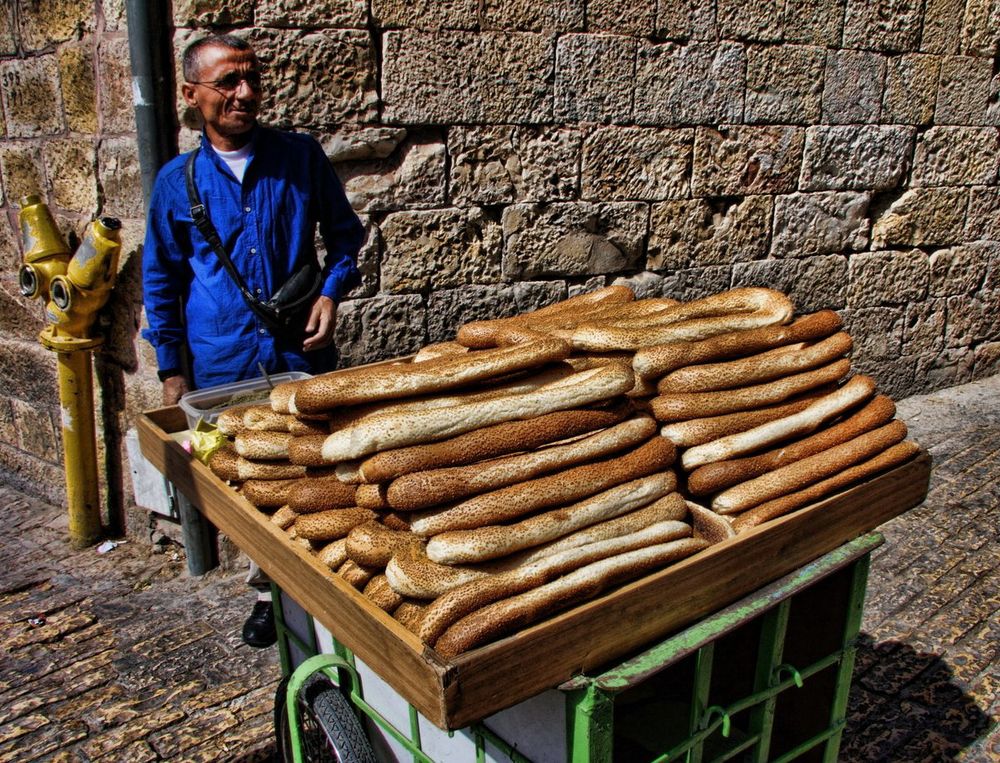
1;0;999;513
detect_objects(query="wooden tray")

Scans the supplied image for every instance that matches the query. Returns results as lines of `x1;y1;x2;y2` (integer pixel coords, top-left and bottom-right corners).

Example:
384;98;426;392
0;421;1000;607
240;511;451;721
137;406;931;729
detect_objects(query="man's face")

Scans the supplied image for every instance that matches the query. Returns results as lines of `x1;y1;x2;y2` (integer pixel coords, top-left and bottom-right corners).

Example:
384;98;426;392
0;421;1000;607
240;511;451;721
182;44;262;149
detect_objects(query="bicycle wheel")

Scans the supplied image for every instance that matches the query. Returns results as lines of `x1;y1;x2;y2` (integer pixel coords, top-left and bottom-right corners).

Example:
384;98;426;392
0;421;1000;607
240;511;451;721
274;673;377;763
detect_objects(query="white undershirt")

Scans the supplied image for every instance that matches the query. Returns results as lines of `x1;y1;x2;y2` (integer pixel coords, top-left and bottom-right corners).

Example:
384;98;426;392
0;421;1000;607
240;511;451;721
212;143;252;183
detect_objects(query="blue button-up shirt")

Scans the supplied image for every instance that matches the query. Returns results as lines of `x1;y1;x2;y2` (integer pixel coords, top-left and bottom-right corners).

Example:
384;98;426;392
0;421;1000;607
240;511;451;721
142;127;363;388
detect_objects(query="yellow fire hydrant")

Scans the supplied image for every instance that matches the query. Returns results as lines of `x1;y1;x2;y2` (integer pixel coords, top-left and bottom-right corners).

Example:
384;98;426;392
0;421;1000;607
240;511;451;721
17;196;122;548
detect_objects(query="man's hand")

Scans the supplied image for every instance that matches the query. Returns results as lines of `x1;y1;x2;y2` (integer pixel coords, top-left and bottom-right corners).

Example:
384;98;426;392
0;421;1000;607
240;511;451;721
303;295;337;352
162;374;191;406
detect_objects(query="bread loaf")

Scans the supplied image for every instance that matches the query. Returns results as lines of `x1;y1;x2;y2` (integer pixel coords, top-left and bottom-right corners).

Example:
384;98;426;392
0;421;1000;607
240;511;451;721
317;538;348;570
294;507;378;541
286;476;357;513
384;546;491;599
234;431;295;461
208;444;241;482
240;478;300;508
345;521;420;567
236;457;307;481
270;505;298;530
363;574;405;613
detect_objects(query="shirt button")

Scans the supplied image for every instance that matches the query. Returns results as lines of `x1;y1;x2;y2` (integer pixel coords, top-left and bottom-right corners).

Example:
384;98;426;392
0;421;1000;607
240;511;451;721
244;206;251;213
250;248;256;254
255;288;262;295
258;328;266;335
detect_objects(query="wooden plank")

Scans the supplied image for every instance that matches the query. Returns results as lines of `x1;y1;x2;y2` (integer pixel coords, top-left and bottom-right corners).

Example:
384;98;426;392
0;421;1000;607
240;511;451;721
137;411;453;726
137;408;930;731
443;452;930;728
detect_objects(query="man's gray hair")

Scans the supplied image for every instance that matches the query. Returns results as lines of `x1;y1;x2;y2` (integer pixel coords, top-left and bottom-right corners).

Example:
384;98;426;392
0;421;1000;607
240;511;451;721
182;35;253;82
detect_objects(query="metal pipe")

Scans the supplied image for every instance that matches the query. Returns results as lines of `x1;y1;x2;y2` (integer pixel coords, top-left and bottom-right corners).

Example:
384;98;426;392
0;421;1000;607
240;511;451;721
56;350;103;547
125;0;176;206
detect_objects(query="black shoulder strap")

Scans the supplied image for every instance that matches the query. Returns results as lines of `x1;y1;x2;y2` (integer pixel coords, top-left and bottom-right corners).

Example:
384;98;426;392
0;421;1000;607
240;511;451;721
184;149;260;308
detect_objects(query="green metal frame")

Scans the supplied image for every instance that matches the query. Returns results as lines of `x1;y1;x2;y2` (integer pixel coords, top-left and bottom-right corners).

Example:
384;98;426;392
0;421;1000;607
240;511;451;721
274;533;881;763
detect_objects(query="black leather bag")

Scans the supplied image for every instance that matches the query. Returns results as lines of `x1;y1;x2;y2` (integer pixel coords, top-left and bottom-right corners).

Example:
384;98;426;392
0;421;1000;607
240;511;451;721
184;149;322;332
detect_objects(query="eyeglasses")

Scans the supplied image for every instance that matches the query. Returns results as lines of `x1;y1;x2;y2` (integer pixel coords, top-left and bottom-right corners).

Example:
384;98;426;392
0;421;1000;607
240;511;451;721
187;70;263;94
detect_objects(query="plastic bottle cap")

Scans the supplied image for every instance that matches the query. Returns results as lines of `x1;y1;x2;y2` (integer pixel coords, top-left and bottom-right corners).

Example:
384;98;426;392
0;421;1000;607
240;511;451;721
99;217;122;231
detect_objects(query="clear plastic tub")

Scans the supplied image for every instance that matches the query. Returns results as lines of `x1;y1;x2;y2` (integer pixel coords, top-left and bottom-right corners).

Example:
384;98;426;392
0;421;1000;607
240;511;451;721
178;371;312;429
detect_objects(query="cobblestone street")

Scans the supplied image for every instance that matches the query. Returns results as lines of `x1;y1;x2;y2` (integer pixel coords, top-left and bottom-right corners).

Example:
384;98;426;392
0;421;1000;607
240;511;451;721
0;376;997;761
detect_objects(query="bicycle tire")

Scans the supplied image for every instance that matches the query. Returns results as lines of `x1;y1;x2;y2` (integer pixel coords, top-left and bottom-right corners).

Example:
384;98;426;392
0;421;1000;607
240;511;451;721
273;673;377;763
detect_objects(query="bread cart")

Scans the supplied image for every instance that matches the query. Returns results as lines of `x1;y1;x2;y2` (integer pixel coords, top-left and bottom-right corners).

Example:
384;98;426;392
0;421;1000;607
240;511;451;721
136;405;930;762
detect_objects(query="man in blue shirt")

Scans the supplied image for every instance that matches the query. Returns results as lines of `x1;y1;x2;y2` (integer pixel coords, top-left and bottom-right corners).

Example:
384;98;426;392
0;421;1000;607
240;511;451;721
142;35;363;647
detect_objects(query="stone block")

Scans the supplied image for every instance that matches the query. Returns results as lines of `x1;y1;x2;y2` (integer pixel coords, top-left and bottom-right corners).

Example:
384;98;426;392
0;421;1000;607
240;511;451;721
655;1;717;40
903;298;946;355
930;242;997;296
588;0;655;35
0;395;13;445
172;0;253;25
847;250;929;307
782;0;845;45
842;306;905;360
58;41;97;134
426;284;548;343
0;212;18;272
0;442;66;506
10;397;59;461
0;340;58;405
914;347;975;391
103;0;127;31
659;265;733;301
0;5;14;55
822;50;886;124
0;143;48;203
449;125;581;205
800;125;915;191
717;0;783;42
966;187;1000;241
98;37;135;135
843;0;922;52
42;139;97;215
253;29;378;127
256;0;366;27
581;126;692;201
972;341;1000;379
338;134;446;213
502;202;647;279
0;56;64;138
483;0;585;31
871;188;968;249
745;45;825;124
692;126;803;197
381;208;503;293
98;139;145;221
882;55;940;125
384;31;554;124
935;56;993;124
772;191;870;258
371;0;479;30
554;34;635;124
733;255;848;311
0;285;47;342
945;293;996;348
315;127;408;163
335;294;426;366
610;271;665;299
921;0;965;54
960;0;1000;56
648;195;772;270
911;127;999;186
17;0;94;51
634;42;745;126
342;216;379;299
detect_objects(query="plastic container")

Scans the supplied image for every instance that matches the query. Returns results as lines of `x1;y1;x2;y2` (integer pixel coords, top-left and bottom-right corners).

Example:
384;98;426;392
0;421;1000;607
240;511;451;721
178;371;311;429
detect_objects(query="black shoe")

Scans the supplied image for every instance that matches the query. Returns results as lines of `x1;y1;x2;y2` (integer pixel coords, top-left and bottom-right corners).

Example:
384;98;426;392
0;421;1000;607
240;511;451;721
242;600;276;648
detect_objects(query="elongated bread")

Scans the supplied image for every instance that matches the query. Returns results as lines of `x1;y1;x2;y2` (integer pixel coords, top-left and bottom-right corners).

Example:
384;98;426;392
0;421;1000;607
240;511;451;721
732;440;921;531
659;390;828;447
317;538;348;570
550;288;795;351
686;502;736;544
337;559;379;590
345;521;420;567
417;519;693;644
413;341;470;362
288;418;330;437
216;405;255;436
242;405;294;432
240;478;301;508
358;406;630;483
287;434;329;467
387;415;657;511
234;431;295;461
270;379;305;414
633;310;843;380
363;574;405;613
208;444;241;482
294;336;570;413
433;537;708;656
393;600;429;633
271;505;298;530
680;375;877;470
425;472;676;564
385;546;492;599
286;476;357;513
294;507;379;541
687;394;897;496
409;436;676;536
651;359;851;421
355;483;390;509
712;419;908;514
659;331;853;393
322;364;635;462
235;457;307;481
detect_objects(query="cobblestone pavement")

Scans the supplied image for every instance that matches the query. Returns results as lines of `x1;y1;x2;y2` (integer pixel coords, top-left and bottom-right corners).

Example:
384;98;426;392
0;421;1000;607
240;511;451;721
0;376;998;762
